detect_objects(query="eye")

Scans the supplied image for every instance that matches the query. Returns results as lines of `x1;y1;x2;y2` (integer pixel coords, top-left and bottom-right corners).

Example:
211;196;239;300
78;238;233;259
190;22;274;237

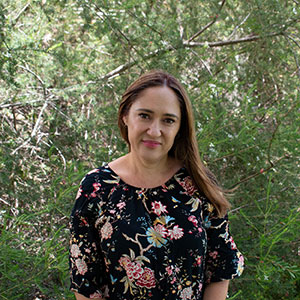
164;118;176;124
138;113;149;119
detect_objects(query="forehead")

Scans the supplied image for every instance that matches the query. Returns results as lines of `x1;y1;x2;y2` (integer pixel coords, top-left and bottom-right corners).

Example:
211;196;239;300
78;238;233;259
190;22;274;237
130;86;181;116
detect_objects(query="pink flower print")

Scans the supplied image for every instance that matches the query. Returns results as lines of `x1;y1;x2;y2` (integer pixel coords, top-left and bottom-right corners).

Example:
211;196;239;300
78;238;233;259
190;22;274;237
119;256;131;269
75;258;88;275
229;236;237;250
188;215;198;227
101;221;113;240
180;177;197;196
180;286;193;300
168;225;184;240
151;201;168;216
170;277;176;284
126;262;143;281
119;256;143;281
91;182;101;197
166;265;173;275
136;267;156;289
196;256;202;265
154;224;168;238
70;244;81;258
76;188;83;200
209;251;218;259
117;201;126;210
89;292;104;299
198;283;203;292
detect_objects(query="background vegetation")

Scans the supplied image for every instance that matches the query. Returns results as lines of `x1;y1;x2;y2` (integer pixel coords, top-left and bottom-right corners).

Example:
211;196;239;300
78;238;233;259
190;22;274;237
0;0;299;299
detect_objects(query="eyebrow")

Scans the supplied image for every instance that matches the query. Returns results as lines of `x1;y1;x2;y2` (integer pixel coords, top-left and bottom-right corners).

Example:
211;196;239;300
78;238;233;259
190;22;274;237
136;108;180;119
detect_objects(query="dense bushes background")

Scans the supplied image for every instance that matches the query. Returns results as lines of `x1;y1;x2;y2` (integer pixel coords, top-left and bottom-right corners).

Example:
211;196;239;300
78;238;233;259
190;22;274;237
0;0;299;299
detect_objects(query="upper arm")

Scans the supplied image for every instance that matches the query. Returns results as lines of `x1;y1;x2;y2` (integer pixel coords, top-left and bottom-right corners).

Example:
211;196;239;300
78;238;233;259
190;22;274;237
69;172;109;298
205;212;244;283
203;280;229;300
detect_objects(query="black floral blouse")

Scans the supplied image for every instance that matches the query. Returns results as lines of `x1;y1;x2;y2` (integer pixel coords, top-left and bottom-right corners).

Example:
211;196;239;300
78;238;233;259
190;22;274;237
69;165;244;300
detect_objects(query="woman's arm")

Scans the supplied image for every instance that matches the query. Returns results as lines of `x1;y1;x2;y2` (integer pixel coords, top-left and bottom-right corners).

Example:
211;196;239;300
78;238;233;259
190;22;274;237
203;280;229;300
74;292;102;300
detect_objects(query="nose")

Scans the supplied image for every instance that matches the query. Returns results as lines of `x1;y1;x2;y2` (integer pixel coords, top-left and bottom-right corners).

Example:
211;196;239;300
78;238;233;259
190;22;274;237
147;120;161;137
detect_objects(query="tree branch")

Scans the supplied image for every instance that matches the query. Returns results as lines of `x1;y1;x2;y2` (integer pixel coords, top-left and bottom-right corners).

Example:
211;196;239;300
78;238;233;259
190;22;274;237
228;13;251;39
229;155;289;190
188;0;226;43
31;100;49;138
267;103;298;166
284;34;300;80
0;99;45;109
12;3;30;27
98;31;283;81
184;32;283;48
213;145;257;162
229;186;288;214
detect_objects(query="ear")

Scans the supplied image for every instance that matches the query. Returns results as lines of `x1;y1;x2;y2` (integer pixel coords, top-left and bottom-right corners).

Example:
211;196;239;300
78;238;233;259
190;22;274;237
122;115;128;126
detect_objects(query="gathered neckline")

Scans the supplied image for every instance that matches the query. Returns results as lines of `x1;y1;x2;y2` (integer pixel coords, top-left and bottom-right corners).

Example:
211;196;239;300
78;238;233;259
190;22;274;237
105;164;185;190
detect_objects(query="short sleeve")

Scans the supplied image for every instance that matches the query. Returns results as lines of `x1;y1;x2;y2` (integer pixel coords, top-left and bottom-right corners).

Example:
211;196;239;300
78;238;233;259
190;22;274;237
69;172;109;298
204;213;244;283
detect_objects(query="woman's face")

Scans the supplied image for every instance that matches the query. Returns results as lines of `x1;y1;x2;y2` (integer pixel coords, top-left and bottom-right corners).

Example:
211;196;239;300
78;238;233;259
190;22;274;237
123;86;181;164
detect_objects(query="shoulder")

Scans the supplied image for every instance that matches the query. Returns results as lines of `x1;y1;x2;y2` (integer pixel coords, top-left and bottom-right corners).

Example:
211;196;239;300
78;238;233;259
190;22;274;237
72;165;119;216
79;165;120;192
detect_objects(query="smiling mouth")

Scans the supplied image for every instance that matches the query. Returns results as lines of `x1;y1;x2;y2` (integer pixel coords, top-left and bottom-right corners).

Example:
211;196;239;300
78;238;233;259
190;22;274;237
142;140;161;148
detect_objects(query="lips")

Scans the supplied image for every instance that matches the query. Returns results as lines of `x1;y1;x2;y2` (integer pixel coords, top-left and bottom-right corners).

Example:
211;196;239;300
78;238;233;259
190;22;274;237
142;140;161;148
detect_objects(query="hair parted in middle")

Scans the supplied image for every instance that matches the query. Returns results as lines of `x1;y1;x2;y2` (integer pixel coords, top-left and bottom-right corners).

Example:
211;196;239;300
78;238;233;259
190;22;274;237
118;70;230;217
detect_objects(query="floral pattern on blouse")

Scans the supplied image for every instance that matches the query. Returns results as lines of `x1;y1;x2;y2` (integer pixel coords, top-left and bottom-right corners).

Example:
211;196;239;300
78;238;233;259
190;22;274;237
69;165;244;300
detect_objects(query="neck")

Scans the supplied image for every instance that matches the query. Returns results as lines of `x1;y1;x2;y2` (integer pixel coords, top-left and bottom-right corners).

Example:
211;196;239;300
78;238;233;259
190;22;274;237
126;152;170;174
109;153;182;188
122;153;180;188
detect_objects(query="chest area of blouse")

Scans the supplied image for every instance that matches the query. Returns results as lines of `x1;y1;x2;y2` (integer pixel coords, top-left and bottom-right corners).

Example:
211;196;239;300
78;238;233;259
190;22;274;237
95;184;210;256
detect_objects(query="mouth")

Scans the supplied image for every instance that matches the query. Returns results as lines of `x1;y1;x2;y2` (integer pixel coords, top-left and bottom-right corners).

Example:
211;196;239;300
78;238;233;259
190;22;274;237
142;140;161;148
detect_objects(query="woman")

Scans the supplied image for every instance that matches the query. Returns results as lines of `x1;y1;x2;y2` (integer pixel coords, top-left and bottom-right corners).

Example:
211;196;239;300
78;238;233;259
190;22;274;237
69;70;244;300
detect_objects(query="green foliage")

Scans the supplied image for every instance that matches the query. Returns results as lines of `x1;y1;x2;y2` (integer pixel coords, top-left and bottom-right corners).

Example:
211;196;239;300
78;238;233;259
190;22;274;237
0;0;299;299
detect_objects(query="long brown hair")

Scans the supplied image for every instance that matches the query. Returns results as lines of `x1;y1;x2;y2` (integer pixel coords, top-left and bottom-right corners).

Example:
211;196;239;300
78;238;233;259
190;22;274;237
118;70;230;217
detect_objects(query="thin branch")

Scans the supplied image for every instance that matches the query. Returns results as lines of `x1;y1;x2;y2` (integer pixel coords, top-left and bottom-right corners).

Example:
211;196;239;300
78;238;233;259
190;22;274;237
213;145;257;162
99;61;136;81
12;2;30;26
230;196;270;214
285;34;300;80
267;103;298;165
98;31;283;81
43;139;66;171
0;99;45;109
229;155;288;190
184;31;283;48
228;13;251;40
0;197;10;206
31;100;48;138
188;0;226;43
11;138;31;155
286;34;300;49
125;10;163;38
48;102;73;121
229;187;288;214
19;64;45;89
92;3;141;62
